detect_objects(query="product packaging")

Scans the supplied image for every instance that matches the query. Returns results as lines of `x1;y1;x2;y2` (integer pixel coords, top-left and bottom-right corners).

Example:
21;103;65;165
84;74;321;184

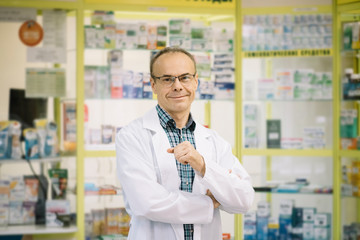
267;218;279;240
84;66;97;99
266;120;281;148
256;201;270;240
244;211;256;240
0;201;9;227
24;176;39;202
0;180;10;202
105;208;120;234
9;201;23;225
156;25;167;49
48;169;68;199
137;22;147;49
115;23;126;49
122;70;134;99
0;121;9;160
92;209;106;236
22;201;36;224
9;176;25;201
7;121;22;159
101;125;114;144
23;128;39;159
34;119;47;158
46;200;71;227
96;66;110;99
44;121;59;157
63;101;76;152
125;23;138;49
118;208;130;236
104;23;116;49
142;72;152;99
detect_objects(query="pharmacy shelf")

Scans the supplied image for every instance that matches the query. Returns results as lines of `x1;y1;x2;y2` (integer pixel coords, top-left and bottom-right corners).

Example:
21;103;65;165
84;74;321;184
243;99;333;103
85;47;233;54
341;195;360;199
242;148;333;157
242;49;332;58
255;190;332;196
0;225;78;236
340;150;360;159
341;49;360;58
0;157;62;165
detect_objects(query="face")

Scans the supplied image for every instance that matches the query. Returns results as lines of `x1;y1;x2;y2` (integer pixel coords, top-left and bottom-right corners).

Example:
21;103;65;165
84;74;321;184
151;52;198;117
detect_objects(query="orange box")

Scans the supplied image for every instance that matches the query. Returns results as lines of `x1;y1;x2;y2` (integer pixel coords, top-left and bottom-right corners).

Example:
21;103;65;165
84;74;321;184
341;138;357;150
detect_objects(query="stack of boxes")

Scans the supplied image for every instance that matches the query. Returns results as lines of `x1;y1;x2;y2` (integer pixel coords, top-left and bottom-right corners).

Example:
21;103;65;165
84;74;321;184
257;201;270;240
340;108;359;150
302;208;316;240
279;199;293;240
87;207;130;238
244;200;332;240
314;213;332;240
343;161;360;197
244;211;257;239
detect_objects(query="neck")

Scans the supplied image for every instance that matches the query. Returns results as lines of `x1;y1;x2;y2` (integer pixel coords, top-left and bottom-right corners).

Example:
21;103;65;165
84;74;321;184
169;111;190;129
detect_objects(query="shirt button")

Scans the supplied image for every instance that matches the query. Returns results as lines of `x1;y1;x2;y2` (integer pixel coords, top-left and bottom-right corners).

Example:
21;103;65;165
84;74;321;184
186;182;189;185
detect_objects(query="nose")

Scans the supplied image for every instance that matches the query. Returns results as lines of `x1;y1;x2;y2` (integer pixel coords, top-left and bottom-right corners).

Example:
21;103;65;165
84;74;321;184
171;77;183;91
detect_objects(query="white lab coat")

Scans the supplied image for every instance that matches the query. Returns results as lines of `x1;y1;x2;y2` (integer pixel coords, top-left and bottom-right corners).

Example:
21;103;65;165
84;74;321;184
116;107;254;240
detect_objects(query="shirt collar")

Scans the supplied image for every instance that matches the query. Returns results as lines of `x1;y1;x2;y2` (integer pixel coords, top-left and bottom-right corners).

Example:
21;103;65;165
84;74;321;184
156;104;196;132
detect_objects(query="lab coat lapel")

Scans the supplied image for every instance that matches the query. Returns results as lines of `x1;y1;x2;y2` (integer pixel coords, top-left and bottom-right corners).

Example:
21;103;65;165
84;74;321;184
193;124;213;195
142;108;180;191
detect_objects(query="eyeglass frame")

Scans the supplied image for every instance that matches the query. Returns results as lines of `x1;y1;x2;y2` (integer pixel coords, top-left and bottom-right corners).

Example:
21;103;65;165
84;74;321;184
151;72;197;87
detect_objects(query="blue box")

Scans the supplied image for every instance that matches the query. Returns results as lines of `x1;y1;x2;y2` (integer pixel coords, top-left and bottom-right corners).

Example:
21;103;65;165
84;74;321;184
122;71;134;99
279;216;292;240
257;216;269;240
132;72;143;99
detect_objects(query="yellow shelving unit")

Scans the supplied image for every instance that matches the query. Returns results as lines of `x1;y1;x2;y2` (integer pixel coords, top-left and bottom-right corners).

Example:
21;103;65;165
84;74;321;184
335;0;360;239
239;2;348;240
0;1;80;239
2;0;359;239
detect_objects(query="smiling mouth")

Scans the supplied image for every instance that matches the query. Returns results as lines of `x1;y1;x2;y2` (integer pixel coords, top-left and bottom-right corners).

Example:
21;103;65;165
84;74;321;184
169;95;186;99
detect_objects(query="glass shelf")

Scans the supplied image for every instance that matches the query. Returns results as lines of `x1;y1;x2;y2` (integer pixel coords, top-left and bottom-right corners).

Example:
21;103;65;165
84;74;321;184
341;49;360;58
0;225;77;236
0;157;63;165
255;190;332;196
243;99;333;103
84;47;233;54
242;49;332;58
84;98;233;102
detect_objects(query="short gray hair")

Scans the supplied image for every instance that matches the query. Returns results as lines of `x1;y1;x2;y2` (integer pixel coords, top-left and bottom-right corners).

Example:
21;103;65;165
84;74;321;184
150;47;196;76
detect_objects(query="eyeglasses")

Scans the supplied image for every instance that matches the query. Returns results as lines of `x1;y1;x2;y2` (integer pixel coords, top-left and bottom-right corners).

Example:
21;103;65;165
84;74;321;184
151;73;196;87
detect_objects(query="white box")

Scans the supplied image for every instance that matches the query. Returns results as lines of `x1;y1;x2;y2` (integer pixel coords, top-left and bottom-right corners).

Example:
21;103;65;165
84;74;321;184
46;200;71;227
279;199;294;216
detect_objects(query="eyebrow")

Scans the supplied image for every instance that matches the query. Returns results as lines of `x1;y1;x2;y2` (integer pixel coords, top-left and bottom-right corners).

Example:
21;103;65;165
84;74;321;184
159;73;191;77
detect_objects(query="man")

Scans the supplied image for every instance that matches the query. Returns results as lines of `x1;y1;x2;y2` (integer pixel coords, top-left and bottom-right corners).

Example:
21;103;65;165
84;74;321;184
116;47;254;240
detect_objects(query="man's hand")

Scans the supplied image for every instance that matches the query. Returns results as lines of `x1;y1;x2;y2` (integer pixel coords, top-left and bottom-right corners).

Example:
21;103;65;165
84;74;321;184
167;141;206;177
206;190;220;209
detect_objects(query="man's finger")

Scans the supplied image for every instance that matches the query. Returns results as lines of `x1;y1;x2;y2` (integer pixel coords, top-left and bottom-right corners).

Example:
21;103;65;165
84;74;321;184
167;148;174;153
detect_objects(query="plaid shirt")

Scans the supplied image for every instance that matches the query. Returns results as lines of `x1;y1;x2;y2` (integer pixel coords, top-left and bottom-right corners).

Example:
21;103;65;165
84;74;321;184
156;104;196;240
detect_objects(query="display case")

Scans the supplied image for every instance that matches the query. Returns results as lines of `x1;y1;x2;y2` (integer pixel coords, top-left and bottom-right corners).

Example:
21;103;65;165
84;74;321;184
239;2;338;239
335;0;360;238
0;2;79;238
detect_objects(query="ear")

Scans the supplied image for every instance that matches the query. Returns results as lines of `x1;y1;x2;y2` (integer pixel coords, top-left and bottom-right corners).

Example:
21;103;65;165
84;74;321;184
194;73;199;88
150;77;157;95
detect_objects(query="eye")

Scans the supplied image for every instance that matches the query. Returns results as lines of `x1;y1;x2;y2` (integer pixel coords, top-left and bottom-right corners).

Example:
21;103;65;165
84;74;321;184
161;77;172;82
180;75;191;81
